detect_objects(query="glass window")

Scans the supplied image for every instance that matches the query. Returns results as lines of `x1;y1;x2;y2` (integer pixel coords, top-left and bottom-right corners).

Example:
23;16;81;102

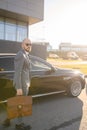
0;57;14;71
31;58;51;71
17;21;27;42
5;19;16;41
0;17;28;42
0;17;4;39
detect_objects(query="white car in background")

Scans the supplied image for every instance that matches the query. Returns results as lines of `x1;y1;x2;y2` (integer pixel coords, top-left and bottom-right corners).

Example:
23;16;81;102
49;54;59;59
67;51;79;60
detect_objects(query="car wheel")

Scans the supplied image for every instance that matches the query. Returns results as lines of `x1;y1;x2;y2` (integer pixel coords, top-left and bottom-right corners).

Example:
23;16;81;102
67;79;82;97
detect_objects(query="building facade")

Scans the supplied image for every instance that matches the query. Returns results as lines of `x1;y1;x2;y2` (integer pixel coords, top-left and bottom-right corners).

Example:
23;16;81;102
59;42;87;58
59;43;87;52
0;0;47;59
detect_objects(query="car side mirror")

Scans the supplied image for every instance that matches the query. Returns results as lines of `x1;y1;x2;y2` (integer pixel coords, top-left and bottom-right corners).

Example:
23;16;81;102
51;67;55;72
46;67;55;74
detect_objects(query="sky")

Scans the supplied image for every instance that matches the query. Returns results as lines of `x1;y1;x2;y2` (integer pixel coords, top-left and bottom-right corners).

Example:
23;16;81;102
29;0;87;49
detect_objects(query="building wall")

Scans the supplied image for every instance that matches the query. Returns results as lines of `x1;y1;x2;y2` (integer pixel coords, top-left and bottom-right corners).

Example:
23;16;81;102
31;44;47;60
0;40;47;59
59;43;87;52
0;0;45;58
59;43;87;58
0;0;44;24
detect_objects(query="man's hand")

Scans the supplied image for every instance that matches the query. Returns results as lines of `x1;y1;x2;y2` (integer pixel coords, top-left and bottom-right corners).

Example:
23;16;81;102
16;89;23;96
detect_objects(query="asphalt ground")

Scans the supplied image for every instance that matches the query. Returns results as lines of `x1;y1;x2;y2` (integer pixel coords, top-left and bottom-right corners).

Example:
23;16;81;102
0;88;87;130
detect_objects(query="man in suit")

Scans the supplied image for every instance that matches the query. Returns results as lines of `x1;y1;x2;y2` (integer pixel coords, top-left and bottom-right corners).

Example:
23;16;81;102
14;38;32;96
3;38;32;130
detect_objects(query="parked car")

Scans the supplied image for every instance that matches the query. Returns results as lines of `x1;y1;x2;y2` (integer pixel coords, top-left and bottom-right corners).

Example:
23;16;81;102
67;51;79;60
48;54;59;59
0;54;86;102
81;55;87;60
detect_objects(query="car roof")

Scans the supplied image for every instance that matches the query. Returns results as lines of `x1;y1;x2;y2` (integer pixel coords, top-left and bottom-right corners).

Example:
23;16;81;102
0;53;16;56
0;53;43;60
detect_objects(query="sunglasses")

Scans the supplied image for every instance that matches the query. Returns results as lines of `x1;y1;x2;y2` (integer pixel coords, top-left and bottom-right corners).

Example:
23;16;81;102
25;43;32;46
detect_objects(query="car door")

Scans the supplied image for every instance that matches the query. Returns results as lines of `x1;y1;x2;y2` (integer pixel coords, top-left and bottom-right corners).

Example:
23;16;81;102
29;56;62;95
0;56;16;100
29;57;51;95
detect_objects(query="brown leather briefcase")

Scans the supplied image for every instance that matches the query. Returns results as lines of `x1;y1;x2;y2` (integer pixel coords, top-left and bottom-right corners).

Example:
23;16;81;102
7;96;32;119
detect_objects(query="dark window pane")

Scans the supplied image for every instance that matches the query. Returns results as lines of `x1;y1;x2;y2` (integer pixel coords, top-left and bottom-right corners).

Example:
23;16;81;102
0;57;14;71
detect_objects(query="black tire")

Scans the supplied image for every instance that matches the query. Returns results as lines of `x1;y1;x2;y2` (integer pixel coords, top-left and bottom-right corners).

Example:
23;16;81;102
67;79;82;97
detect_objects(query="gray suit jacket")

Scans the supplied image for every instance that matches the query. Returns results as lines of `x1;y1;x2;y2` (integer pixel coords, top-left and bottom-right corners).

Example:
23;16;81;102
13;49;31;95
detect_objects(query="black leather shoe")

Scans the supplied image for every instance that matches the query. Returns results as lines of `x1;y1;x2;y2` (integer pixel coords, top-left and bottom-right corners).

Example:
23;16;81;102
2;118;11;127
15;123;31;130
25;125;32;130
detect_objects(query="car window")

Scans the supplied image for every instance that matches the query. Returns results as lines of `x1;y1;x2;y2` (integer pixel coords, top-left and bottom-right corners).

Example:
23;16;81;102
0;57;14;71
30;58;51;71
0;56;51;71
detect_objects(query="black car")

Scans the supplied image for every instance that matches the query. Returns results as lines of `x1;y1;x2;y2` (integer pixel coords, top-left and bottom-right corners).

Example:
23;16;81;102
0;54;86;102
